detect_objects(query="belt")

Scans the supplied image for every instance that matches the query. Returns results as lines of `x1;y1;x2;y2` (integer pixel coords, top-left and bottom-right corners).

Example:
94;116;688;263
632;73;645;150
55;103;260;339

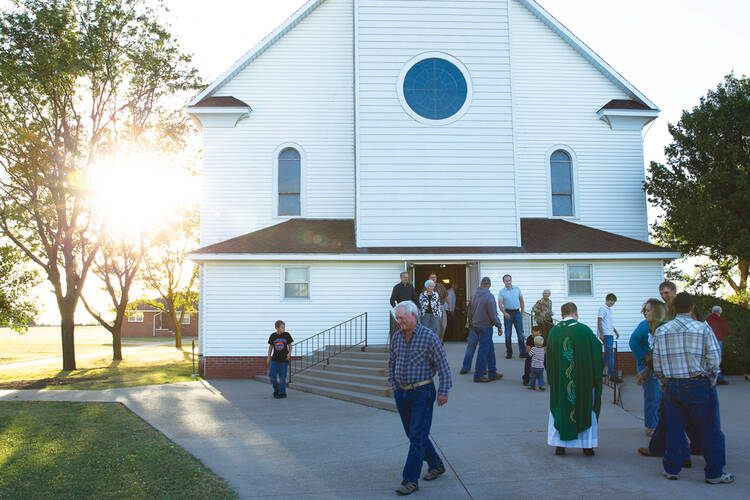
505;309;519;312
398;379;433;390
667;375;705;381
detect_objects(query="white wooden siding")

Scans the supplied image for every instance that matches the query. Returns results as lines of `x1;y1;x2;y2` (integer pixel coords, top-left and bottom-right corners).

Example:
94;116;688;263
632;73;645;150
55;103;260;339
510;0;649;241
202;261;402;356
201;257;663;356
355;0;519;247
481;259;664;351
200;0;354;246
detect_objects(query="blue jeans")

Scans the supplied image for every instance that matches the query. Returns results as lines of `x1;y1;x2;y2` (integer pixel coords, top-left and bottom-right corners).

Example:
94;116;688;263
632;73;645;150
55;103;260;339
663;378;725;479
638;361;661;429
474;327;498;380
268;360;288;395
394;383;442;483
503;310;525;356
603;335;615;378
421;314;439;336
461;328;479;372
529;367;545;388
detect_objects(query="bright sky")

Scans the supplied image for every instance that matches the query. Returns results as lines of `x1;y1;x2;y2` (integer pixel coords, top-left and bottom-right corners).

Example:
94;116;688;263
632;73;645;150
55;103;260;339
29;0;750;323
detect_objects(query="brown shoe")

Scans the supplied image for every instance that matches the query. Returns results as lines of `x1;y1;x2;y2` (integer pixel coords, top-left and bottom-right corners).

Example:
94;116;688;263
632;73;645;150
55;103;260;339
555;446;565;455
474;377;491;383
638;447;653;457
583;448;595;456
459;370;469;374
490;373;503;381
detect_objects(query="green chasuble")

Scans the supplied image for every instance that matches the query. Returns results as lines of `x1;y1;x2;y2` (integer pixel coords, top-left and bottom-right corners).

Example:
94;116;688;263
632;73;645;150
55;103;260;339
546;319;603;441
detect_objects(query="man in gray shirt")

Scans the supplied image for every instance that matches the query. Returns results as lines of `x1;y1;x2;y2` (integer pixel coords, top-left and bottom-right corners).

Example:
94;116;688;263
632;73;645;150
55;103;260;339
467;277;504;382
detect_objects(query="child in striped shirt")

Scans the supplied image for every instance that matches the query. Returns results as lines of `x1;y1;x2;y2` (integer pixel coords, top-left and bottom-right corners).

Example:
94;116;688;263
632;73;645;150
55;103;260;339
528;336;546;391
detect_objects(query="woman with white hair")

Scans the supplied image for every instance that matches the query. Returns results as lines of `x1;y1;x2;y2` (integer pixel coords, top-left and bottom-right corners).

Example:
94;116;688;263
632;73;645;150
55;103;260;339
419;280;442;336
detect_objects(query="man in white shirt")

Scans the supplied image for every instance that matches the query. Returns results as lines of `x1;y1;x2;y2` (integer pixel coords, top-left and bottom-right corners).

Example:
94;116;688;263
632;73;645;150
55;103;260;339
597;293;620;382
498;274;526;359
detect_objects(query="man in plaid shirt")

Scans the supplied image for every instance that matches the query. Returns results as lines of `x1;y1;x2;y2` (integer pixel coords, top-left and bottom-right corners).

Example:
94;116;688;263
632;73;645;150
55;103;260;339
652;292;733;484
389;300;452;496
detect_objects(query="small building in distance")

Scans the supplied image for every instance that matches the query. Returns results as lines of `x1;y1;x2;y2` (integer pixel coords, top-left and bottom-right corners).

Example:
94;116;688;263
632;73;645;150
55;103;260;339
122;299;199;338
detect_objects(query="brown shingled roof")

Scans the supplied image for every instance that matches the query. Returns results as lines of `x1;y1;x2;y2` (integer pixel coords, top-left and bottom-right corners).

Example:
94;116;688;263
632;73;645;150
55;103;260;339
192;96;250;108
193;218;673;255
598;99;653;111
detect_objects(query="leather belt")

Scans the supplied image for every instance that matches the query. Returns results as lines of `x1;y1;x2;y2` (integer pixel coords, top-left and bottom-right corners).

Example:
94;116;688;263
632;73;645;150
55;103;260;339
399;379;433;390
505;309;519;312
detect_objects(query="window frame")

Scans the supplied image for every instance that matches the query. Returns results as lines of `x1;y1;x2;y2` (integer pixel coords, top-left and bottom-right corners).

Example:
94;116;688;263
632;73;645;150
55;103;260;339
396;51;473;126
281;264;311;300
566;263;594;297
181;313;191;325
546;145;579;219
272;142;306;218
127;311;144;323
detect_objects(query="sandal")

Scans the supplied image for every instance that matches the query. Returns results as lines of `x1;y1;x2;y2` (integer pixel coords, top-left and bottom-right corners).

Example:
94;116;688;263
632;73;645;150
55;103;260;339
705;472;734;484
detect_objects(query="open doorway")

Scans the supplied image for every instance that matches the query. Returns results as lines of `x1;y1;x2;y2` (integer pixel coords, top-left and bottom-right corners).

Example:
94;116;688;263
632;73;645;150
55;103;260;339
413;264;468;341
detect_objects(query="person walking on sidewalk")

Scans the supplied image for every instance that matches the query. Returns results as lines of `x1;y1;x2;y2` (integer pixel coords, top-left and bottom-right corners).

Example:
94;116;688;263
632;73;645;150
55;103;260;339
498;274;526;359
652;292;734;484
267;320;293;399
389;301;452;496
466;277;505;382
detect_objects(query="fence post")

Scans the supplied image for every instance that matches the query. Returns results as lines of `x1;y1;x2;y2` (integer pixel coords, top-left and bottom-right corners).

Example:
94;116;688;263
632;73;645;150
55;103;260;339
364;312;368;350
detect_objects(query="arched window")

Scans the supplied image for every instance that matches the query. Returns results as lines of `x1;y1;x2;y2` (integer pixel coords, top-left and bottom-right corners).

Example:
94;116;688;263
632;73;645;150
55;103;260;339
550;149;573;216
277;147;301;216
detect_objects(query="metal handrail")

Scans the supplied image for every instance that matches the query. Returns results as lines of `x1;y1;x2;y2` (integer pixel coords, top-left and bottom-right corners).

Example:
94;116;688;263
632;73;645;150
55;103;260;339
288;312;368;384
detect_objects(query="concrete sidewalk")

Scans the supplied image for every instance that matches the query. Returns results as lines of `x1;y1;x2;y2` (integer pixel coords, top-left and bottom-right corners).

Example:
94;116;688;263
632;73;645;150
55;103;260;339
1;342;747;499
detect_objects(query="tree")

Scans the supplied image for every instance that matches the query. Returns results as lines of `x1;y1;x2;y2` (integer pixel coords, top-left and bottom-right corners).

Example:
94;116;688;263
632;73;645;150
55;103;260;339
80;235;143;360
0;0;199;370
0;245;40;332
139;208;199;349
644;73;750;306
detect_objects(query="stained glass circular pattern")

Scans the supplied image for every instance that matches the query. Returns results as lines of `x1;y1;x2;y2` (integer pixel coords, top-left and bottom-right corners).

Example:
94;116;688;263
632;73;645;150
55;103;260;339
402;57;468;122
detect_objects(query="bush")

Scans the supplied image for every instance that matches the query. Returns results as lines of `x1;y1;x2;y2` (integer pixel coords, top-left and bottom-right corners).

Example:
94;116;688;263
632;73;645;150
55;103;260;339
693;294;750;375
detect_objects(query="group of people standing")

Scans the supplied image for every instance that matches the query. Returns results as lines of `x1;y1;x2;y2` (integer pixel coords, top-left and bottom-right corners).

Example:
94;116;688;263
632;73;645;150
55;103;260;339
387;275;735;495
389;271;456;343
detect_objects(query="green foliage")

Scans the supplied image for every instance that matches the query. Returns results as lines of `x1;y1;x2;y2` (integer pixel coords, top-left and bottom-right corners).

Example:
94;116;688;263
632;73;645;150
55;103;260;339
644;74;750;304
0;245;39;332
693;294;750;375
0;402;236;499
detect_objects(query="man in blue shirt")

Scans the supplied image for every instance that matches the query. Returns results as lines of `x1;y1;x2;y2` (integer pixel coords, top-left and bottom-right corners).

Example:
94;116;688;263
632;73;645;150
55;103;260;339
497;274;526;358
389;300;452;495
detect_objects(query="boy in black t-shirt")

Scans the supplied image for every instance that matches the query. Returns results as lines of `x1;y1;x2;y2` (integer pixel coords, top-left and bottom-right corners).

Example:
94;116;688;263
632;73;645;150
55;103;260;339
267;320;294;399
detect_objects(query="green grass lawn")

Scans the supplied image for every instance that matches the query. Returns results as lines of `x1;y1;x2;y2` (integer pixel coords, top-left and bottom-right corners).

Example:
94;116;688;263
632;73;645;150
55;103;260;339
0;327;200;390
0;401;236;499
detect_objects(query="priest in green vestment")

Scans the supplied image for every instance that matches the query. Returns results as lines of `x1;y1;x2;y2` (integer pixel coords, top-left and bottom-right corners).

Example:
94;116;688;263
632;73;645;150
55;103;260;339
546;302;603;455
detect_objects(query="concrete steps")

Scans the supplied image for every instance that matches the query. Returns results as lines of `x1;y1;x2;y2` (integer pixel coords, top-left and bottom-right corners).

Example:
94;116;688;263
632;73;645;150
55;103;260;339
255;345;395;412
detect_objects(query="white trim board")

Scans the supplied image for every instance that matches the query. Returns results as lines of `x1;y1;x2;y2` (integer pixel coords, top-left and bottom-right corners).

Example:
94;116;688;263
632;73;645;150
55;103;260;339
189;251;680;262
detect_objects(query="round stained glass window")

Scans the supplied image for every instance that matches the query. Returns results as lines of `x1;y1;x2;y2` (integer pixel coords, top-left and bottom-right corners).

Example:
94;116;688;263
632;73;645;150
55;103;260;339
402;57;468;121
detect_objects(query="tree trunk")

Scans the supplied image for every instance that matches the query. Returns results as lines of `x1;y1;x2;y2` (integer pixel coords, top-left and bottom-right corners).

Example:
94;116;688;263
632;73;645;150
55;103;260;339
174;321;182;349
60;304;76;371
112;318;123;361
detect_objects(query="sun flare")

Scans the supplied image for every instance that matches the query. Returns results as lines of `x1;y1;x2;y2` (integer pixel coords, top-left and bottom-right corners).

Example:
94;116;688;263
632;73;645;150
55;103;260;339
89;154;199;235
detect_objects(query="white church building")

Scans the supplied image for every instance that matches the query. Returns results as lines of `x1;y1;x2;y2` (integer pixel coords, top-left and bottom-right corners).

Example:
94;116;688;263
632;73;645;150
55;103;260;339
187;0;679;378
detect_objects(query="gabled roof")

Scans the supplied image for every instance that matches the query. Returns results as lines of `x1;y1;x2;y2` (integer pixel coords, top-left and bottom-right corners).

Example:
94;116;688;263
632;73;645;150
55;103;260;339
517;0;658;110
188;0;658;111
191;218;674;256
188;0;326;106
